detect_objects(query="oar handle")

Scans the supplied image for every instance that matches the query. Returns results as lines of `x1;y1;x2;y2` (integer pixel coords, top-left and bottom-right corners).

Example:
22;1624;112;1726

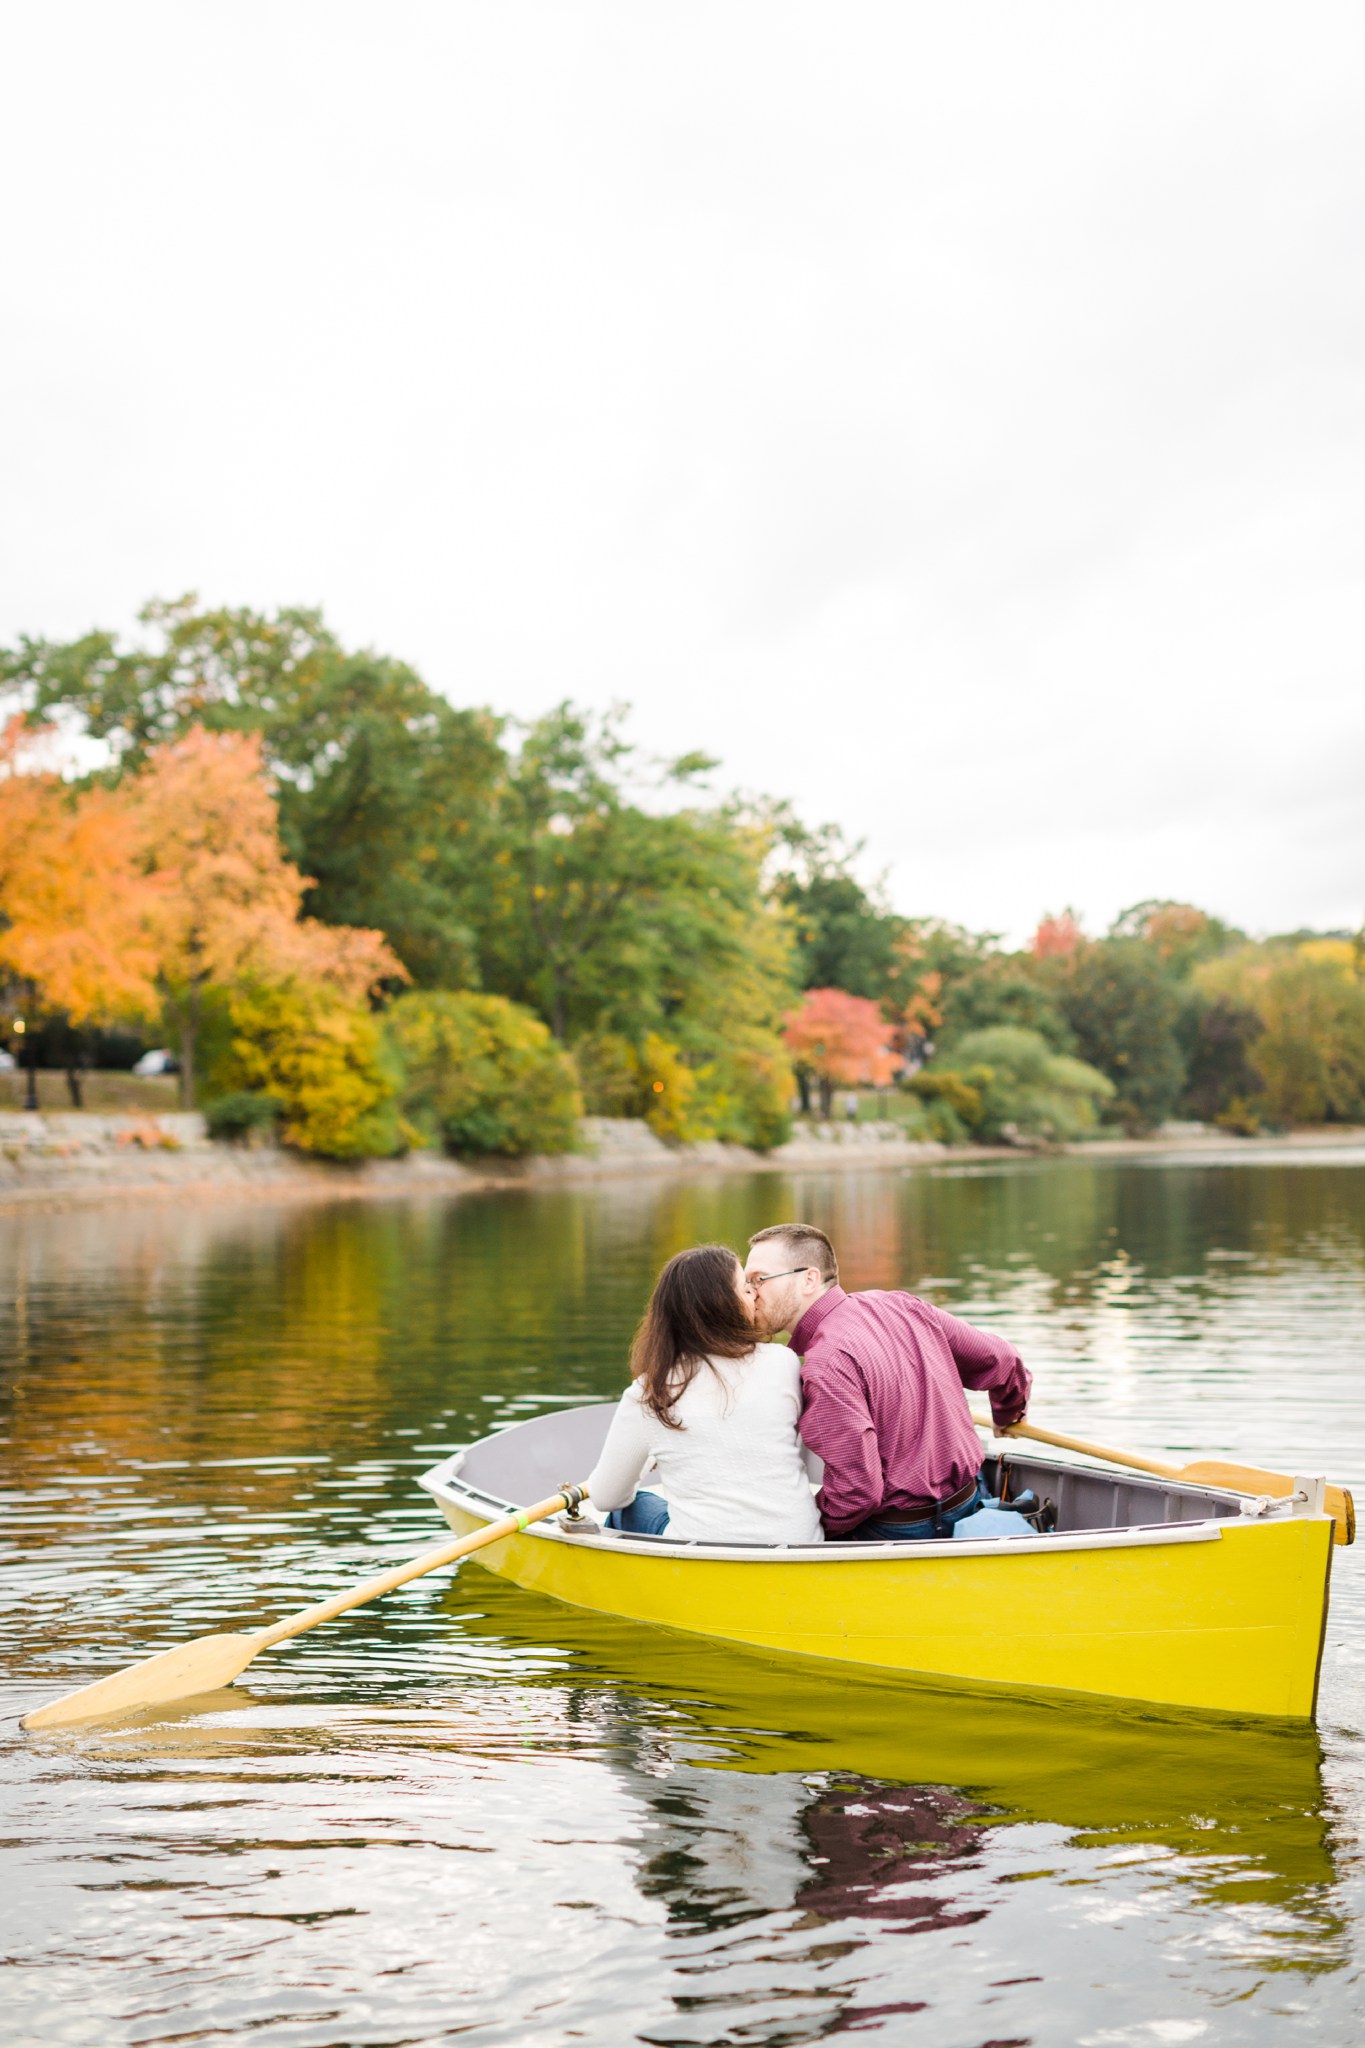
251;1485;588;1652
969;1410;1181;1480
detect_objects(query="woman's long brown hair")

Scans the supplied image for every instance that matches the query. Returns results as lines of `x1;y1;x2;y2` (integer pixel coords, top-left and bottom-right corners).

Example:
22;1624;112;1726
630;1244;756;1428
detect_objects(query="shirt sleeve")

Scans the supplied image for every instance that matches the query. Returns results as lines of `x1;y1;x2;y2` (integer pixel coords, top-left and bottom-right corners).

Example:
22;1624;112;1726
925;1303;1031;1427
799;1353;884;1535
586;1390;653;1511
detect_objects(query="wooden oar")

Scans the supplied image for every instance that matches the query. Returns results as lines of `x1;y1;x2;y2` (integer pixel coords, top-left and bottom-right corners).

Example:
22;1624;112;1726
971;1412;1355;1545
21;1484;588;1732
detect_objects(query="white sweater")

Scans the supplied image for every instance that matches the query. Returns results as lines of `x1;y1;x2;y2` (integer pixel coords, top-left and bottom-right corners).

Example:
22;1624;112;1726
586;1345;824;1546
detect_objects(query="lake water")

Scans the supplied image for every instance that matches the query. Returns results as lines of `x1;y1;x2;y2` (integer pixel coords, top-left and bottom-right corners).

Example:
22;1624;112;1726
3;1153;1364;2046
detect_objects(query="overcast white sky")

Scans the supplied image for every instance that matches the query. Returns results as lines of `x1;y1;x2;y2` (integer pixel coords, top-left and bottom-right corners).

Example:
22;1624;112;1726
2;2;1361;941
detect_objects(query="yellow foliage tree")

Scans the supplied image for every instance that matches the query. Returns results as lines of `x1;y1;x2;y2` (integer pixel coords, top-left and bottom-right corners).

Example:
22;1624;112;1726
1195;942;1365;1125
211;980;401;1159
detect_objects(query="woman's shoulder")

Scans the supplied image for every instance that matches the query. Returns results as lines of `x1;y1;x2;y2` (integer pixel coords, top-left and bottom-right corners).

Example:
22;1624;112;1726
703;1344;794;1372
750;1342;802;1375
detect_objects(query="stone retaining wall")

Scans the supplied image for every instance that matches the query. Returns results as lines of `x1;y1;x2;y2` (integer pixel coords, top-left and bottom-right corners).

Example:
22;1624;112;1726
1;1110;1358;1212
0;1110;951;1208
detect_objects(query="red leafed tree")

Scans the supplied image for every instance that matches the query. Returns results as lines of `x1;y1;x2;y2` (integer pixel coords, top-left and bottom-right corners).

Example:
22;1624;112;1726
782;987;898;1115
1031;910;1083;960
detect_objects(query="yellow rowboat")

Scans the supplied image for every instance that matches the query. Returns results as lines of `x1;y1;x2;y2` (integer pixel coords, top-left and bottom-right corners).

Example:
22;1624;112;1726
418;1404;1339;1722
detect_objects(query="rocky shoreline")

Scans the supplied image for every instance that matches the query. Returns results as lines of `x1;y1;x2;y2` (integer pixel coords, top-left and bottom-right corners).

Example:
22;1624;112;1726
1;1109;1362;1214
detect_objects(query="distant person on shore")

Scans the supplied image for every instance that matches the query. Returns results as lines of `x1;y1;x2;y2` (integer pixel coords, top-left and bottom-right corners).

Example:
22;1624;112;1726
586;1244;824;1545
744;1224;1031;1541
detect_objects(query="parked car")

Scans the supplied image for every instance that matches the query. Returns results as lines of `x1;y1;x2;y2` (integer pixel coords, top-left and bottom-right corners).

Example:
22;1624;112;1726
132;1048;179;1076
0;1050;14;1070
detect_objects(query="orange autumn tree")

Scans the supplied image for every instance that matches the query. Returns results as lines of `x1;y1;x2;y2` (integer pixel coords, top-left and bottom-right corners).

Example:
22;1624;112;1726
0;720;164;1091
129;727;404;1105
782;986;898;1116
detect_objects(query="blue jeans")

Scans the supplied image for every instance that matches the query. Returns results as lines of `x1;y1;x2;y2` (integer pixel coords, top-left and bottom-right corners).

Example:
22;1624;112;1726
605;1489;671;1535
856;1477;991;1541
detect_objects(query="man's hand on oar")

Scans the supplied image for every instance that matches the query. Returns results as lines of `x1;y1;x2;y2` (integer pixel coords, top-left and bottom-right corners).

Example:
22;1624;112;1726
20;1484;590;1732
971;1412;1355;1545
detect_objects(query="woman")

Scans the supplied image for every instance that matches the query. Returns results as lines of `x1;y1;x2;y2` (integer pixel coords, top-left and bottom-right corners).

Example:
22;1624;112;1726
586;1243;824;1545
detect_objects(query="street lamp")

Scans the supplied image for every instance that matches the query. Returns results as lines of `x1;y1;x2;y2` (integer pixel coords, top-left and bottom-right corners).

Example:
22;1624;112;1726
13;1017;38;1112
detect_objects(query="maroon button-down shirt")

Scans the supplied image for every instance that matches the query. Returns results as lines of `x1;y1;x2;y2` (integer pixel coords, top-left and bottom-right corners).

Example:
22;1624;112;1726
790;1286;1031;1536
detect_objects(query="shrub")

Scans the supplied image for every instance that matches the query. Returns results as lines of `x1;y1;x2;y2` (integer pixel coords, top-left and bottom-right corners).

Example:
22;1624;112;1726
1216;1097;1262;1137
573;1032;642;1118
634;1033;701;1142
386;990;581;1156
570;1029;700;1140
919;1093;972;1145
906;1066;989;1132
209;981;402;1159
204;1090;282;1144
925;1026;1114;1143
691;1028;794;1152
573;1027;793;1151
883;1093;936;1142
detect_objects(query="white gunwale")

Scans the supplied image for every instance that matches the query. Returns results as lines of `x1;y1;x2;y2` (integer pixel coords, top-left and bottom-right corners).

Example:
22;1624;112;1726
418;1450;1264;1562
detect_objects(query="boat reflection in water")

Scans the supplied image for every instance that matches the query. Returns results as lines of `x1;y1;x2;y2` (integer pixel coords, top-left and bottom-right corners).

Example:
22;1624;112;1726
442;1568;1342;1956
56;1562;1347;2042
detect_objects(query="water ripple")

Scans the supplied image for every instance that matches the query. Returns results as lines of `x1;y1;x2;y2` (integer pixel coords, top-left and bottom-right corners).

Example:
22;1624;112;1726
2;1161;1363;2044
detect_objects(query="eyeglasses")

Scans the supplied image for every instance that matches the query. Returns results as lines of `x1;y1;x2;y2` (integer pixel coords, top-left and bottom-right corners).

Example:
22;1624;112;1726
746;1266;813;1289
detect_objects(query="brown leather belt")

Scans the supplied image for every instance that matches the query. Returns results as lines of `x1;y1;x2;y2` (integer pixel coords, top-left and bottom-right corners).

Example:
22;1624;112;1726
883;1473;981;1522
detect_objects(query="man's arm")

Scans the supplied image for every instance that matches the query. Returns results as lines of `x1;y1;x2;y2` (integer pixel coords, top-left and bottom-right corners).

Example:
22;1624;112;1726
799;1355;884;1535
925;1304;1031;1427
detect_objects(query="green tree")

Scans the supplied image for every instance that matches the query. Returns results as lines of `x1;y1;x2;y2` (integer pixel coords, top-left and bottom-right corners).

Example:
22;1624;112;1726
385;990;582;1156
2;597;504;988
935;954;1074;1052
477;704;795;1046
1177;991;1263;1124
889;918;1006;1043
1047;939;1185;1130
780;869;899;996
1109;900;1242;978
770;822;903;1000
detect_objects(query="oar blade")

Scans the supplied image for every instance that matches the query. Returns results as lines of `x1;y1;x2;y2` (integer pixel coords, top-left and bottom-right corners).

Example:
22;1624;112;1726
1180;1462;1355;1545
21;1632;260;1731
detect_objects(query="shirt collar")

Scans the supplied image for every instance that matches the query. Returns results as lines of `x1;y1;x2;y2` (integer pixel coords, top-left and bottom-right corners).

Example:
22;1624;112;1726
790;1284;847;1356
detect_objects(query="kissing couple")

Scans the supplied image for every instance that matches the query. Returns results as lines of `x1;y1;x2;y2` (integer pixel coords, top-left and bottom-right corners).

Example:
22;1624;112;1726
586;1223;1032;1545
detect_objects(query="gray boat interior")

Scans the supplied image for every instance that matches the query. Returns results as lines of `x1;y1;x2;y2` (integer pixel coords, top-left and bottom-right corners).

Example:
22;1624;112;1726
447;1403;1246;1537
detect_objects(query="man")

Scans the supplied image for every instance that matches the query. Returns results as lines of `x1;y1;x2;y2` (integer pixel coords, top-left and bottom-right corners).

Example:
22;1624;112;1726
744;1222;1030;1541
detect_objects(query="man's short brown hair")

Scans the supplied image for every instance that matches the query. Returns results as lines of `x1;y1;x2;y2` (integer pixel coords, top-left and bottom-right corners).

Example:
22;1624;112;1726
748;1222;838;1284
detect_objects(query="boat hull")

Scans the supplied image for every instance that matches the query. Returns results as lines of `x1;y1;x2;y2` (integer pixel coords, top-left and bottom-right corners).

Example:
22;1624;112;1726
426;1488;1334;1721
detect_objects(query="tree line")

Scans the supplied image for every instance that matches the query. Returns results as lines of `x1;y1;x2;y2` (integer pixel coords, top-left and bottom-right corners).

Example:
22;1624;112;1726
1;597;1361;1156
